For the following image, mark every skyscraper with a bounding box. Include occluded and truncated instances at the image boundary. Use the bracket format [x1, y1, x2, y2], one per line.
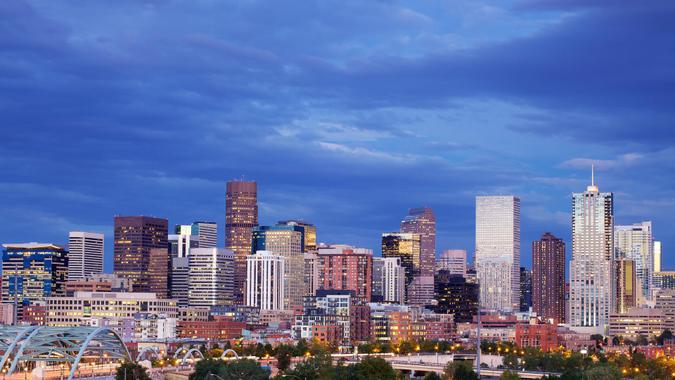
[532, 233, 565, 323]
[615, 221, 654, 301]
[113, 216, 168, 293]
[192, 221, 217, 248]
[304, 253, 320, 297]
[569, 171, 613, 333]
[434, 270, 479, 323]
[381, 232, 421, 301]
[437, 249, 467, 276]
[520, 267, 532, 312]
[317, 244, 373, 302]
[148, 247, 169, 298]
[382, 257, 405, 304]
[400, 208, 436, 278]
[246, 251, 285, 311]
[67, 231, 104, 280]
[475, 195, 521, 312]
[615, 258, 637, 313]
[278, 220, 317, 252]
[654, 241, 662, 273]
[188, 248, 234, 307]
[168, 229, 199, 259]
[252, 224, 304, 309]
[225, 180, 258, 304]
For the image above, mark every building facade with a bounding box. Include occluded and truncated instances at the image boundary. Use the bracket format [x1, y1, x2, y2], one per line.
[246, 251, 285, 311]
[520, 267, 533, 312]
[225, 180, 258, 304]
[188, 248, 235, 307]
[608, 308, 664, 340]
[615, 258, 637, 314]
[434, 270, 479, 323]
[400, 208, 436, 278]
[317, 244, 372, 302]
[475, 195, 521, 312]
[382, 232, 421, 302]
[67, 232, 104, 280]
[614, 221, 654, 302]
[278, 220, 317, 252]
[436, 249, 467, 276]
[532, 233, 566, 323]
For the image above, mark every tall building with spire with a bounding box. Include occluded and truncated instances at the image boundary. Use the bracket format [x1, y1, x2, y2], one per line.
[475, 195, 521, 312]
[569, 167, 614, 333]
[225, 180, 258, 304]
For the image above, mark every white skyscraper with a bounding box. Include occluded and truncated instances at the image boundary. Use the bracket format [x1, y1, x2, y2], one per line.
[169, 232, 198, 259]
[67, 232, 104, 280]
[382, 257, 405, 304]
[654, 241, 662, 273]
[437, 249, 467, 276]
[475, 196, 521, 312]
[246, 251, 285, 311]
[615, 221, 654, 301]
[570, 170, 613, 333]
[193, 221, 217, 248]
[187, 248, 234, 307]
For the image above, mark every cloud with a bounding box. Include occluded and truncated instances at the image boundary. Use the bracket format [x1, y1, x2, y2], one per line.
[560, 153, 644, 170]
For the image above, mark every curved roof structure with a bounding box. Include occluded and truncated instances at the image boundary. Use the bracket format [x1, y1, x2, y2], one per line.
[0, 326, 131, 380]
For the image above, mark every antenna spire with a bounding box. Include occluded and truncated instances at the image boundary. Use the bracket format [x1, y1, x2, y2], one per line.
[591, 164, 595, 186]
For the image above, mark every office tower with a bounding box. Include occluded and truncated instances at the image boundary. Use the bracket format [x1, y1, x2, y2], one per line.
[317, 244, 373, 302]
[434, 270, 479, 323]
[278, 220, 317, 252]
[532, 233, 565, 323]
[654, 241, 662, 273]
[400, 207, 436, 277]
[615, 258, 637, 313]
[2, 243, 68, 320]
[67, 231, 104, 280]
[520, 267, 532, 312]
[188, 248, 235, 307]
[569, 171, 613, 333]
[252, 224, 304, 309]
[171, 257, 189, 307]
[654, 271, 675, 292]
[193, 221, 217, 248]
[407, 276, 435, 306]
[246, 251, 285, 311]
[113, 216, 168, 292]
[382, 232, 421, 300]
[148, 248, 169, 298]
[437, 249, 467, 276]
[382, 257, 406, 304]
[225, 180, 258, 304]
[475, 195, 521, 312]
[655, 290, 675, 332]
[304, 253, 321, 297]
[615, 221, 654, 301]
[168, 231, 199, 259]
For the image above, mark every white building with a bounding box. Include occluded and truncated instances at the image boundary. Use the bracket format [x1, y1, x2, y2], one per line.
[304, 253, 320, 297]
[615, 221, 653, 302]
[654, 241, 662, 273]
[171, 256, 189, 307]
[383, 257, 405, 304]
[569, 171, 613, 334]
[437, 249, 467, 276]
[188, 248, 234, 307]
[67, 232, 104, 280]
[192, 221, 217, 249]
[475, 195, 521, 312]
[246, 251, 285, 311]
[169, 231, 199, 259]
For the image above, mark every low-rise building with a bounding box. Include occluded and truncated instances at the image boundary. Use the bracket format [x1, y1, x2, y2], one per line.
[177, 316, 245, 340]
[515, 320, 559, 351]
[609, 308, 664, 340]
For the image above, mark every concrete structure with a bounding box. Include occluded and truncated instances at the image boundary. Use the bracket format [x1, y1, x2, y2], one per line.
[655, 290, 675, 331]
[113, 216, 168, 293]
[434, 270, 479, 323]
[615, 221, 654, 301]
[88, 274, 133, 292]
[192, 221, 217, 248]
[382, 257, 405, 304]
[654, 271, 675, 291]
[2, 243, 68, 320]
[569, 171, 613, 334]
[654, 241, 662, 273]
[170, 256, 189, 307]
[278, 220, 317, 252]
[436, 249, 466, 276]
[304, 253, 320, 297]
[382, 232, 421, 301]
[532, 233, 565, 323]
[188, 248, 235, 307]
[609, 307, 664, 340]
[225, 180, 258, 304]
[317, 244, 373, 302]
[65, 278, 112, 294]
[246, 251, 285, 310]
[475, 195, 521, 312]
[168, 230, 199, 259]
[67, 232, 104, 280]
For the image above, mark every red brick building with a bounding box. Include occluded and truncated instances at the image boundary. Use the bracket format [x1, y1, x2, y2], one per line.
[515, 321, 559, 351]
[317, 245, 372, 302]
[23, 304, 46, 325]
[350, 304, 371, 343]
[177, 317, 245, 340]
[312, 324, 343, 346]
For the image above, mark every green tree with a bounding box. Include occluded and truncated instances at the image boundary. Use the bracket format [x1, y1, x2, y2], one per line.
[190, 358, 225, 380]
[657, 329, 673, 345]
[275, 345, 294, 371]
[219, 359, 270, 380]
[443, 361, 478, 380]
[116, 362, 150, 380]
[500, 370, 521, 380]
[353, 357, 396, 380]
[581, 364, 621, 380]
[423, 372, 442, 380]
[560, 370, 582, 380]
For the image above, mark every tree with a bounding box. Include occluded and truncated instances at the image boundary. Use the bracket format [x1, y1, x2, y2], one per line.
[220, 359, 270, 380]
[275, 345, 293, 371]
[500, 370, 521, 380]
[423, 373, 442, 380]
[116, 362, 150, 380]
[190, 359, 225, 380]
[443, 361, 478, 380]
[354, 357, 397, 380]
[657, 329, 673, 345]
[581, 364, 621, 380]
[636, 335, 649, 346]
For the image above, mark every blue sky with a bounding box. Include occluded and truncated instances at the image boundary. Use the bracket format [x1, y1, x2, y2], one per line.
[1, 0, 674, 272]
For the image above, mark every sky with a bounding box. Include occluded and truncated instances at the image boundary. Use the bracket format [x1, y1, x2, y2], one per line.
[1, 0, 674, 273]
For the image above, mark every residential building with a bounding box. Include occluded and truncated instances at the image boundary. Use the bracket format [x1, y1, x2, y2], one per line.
[246, 251, 285, 311]
[381, 232, 421, 300]
[317, 244, 372, 302]
[67, 232, 104, 280]
[293, 290, 353, 346]
[382, 257, 405, 304]
[615, 221, 654, 301]
[188, 248, 235, 307]
[2, 243, 68, 320]
[608, 308, 664, 340]
[407, 275, 435, 307]
[569, 172, 613, 334]
[532, 233, 565, 323]
[371, 258, 384, 302]
[475, 195, 521, 312]
[225, 180, 258, 304]
[113, 216, 168, 293]
[434, 270, 479, 323]
[520, 267, 532, 312]
[304, 253, 320, 297]
[437, 249, 467, 276]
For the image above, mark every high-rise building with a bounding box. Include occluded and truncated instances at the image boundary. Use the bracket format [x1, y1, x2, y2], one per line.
[654, 241, 662, 273]
[382, 257, 405, 304]
[278, 220, 317, 252]
[520, 267, 532, 312]
[436, 249, 467, 276]
[192, 221, 217, 248]
[246, 251, 285, 311]
[304, 253, 321, 297]
[434, 270, 479, 323]
[169, 228, 199, 259]
[532, 233, 565, 323]
[188, 248, 235, 307]
[654, 271, 675, 291]
[615, 221, 654, 301]
[317, 244, 372, 302]
[2, 243, 68, 320]
[371, 258, 385, 302]
[569, 171, 613, 333]
[67, 232, 104, 280]
[615, 258, 637, 314]
[400, 208, 436, 278]
[148, 248, 169, 298]
[225, 180, 258, 304]
[170, 257, 189, 307]
[475, 195, 521, 312]
[382, 232, 421, 301]
[113, 216, 168, 293]
[252, 224, 304, 309]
